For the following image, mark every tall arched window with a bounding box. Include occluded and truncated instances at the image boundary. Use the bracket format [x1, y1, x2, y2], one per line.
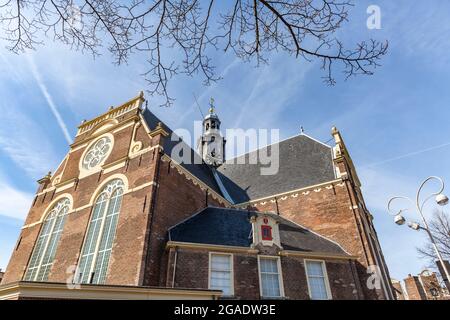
[24, 198, 70, 282]
[76, 179, 124, 284]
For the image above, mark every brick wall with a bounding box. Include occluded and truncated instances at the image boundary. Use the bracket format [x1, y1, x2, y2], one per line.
[2, 113, 157, 286]
[244, 179, 386, 299]
[404, 275, 427, 300]
[168, 247, 361, 300]
[143, 157, 225, 286]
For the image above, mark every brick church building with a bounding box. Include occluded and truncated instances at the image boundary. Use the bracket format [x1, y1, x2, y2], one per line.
[0, 93, 394, 300]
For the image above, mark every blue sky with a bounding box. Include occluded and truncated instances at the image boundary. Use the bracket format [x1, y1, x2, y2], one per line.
[1, 1, 450, 282]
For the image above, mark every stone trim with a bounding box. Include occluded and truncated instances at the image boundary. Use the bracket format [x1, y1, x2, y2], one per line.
[0, 281, 221, 300]
[166, 241, 259, 254]
[22, 180, 157, 230]
[236, 179, 344, 207]
[279, 250, 358, 261]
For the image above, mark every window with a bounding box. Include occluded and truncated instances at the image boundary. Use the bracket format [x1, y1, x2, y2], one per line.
[209, 253, 233, 296]
[305, 260, 331, 300]
[82, 136, 112, 170]
[76, 179, 124, 284]
[261, 225, 272, 241]
[258, 257, 283, 298]
[24, 198, 70, 282]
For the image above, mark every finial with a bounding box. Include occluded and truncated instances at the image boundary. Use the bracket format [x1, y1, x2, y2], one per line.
[109, 106, 114, 110]
[209, 97, 215, 114]
[300, 126, 304, 134]
[46, 171, 52, 178]
[331, 126, 338, 134]
[139, 90, 144, 98]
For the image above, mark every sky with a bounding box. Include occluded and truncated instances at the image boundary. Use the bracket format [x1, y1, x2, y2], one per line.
[1, 1, 450, 283]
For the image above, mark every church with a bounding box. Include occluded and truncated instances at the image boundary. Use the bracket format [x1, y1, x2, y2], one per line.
[0, 92, 394, 300]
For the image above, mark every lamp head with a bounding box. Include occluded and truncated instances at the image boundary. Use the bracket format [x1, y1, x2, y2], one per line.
[407, 221, 421, 231]
[394, 213, 406, 225]
[436, 194, 449, 206]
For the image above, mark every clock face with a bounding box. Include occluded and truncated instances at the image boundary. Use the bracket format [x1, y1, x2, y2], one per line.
[82, 137, 112, 170]
[204, 138, 223, 165]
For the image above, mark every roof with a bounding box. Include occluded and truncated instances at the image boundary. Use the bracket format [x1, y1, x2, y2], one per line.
[142, 108, 336, 205]
[141, 108, 222, 195]
[169, 207, 348, 255]
[216, 134, 336, 203]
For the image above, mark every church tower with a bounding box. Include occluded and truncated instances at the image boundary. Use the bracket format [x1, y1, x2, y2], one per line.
[198, 98, 225, 166]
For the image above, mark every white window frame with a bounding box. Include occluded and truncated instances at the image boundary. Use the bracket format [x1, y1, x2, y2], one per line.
[304, 259, 332, 300]
[257, 255, 285, 299]
[78, 133, 114, 178]
[76, 179, 124, 284]
[208, 252, 234, 297]
[24, 197, 70, 282]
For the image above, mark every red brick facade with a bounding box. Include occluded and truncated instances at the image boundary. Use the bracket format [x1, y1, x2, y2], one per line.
[1, 94, 393, 300]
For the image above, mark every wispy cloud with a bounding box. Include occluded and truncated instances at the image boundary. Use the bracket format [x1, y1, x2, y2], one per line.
[0, 179, 33, 221]
[0, 103, 57, 178]
[362, 141, 450, 169]
[26, 54, 72, 144]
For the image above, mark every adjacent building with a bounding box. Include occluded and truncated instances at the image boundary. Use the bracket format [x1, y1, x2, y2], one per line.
[392, 270, 449, 300]
[0, 93, 393, 299]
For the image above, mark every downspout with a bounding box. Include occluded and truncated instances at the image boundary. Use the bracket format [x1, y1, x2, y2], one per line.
[172, 247, 178, 288]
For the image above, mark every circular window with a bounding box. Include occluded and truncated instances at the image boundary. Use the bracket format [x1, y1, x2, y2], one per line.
[82, 137, 112, 170]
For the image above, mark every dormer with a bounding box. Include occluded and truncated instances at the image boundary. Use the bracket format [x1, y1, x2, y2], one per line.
[251, 214, 281, 248]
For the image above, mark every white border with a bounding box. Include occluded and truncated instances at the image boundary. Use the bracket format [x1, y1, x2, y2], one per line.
[78, 133, 115, 179]
[304, 259, 332, 300]
[208, 252, 234, 297]
[257, 255, 285, 299]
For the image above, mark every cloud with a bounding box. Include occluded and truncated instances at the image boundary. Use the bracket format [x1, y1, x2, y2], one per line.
[361, 141, 450, 169]
[0, 179, 33, 221]
[358, 166, 433, 280]
[0, 103, 58, 178]
[26, 54, 72, 144]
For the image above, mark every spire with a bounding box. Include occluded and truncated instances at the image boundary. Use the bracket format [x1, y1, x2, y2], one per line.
[209, 97, 215, 114]
[198, 97, 225, 166]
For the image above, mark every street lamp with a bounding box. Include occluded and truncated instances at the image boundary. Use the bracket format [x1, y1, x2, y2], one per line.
[387, 176, 450, 285]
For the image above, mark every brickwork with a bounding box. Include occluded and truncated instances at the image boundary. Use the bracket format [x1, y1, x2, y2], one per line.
[2, 111, 157, 286]
[169, 248, 361, 300]
[404, 275, 427, 300]
[1, 95, 393, 300]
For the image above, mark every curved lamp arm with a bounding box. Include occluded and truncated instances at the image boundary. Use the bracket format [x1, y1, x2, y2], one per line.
[416, 176, 445, 213]
[387, 196, 414, 216]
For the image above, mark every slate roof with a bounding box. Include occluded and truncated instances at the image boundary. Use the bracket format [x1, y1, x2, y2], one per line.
[216, 135, 336, 203]
[169, 207, 348, 255]
[142, 108, 336, 204]
[141, 108, 222, 194]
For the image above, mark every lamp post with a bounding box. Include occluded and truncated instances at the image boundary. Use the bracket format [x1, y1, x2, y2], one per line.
[387, 176, 450, 285]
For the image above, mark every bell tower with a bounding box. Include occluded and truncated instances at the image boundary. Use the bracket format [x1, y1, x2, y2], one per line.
[198, 98, 225, 166]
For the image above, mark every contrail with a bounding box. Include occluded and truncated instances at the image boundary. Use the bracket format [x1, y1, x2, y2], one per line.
[362, 142, 450, 168]
[26, 55, 72, 144]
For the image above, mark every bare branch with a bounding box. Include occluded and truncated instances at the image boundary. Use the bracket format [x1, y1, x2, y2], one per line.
[0, 0, 388, 106]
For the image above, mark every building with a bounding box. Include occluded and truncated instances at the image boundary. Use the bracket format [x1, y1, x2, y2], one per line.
[395, 270, 450, 300]
[0, 93, 393, 300]
[391, 279, 405, 300]
[0, 269, 4, 284]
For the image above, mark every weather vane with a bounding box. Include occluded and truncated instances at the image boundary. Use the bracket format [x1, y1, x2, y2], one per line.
[209, 97, 215, 113]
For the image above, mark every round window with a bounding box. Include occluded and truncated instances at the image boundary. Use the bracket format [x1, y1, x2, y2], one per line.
[82, 137, 112, 170]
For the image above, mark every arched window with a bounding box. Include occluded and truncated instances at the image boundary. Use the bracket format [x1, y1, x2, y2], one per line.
[76, 179, 124, 284]
[24, 198, 70, 282]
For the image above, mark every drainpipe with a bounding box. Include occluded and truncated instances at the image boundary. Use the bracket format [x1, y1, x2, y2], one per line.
[172, 247, 178, 288]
